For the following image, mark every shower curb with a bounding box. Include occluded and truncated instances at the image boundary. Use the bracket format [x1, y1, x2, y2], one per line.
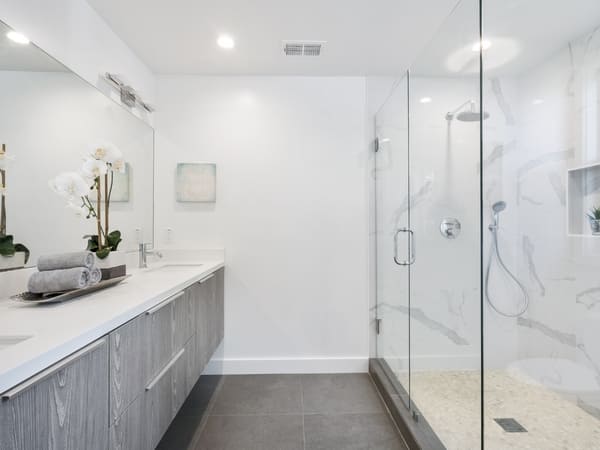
[369, 358, 445, 450]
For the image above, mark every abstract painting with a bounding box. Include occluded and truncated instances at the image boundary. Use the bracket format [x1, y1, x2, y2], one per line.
[176, 163, 216, 202]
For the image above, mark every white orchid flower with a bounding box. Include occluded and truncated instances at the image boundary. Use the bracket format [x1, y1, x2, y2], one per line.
[81, 157, 108, 180]
[90, 142, 122, 163]
[112, 158, 126, 173]
[49, 172, 90, 200]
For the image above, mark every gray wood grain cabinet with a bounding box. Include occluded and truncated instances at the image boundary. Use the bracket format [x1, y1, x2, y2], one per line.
[110, 267, 224, 450]
[0, 338, 109, 450]
[0, 267, 224, 450]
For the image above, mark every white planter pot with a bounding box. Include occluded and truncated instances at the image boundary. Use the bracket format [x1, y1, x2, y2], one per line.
[0, 252, 26, 271]
[94, 251, 127, 269]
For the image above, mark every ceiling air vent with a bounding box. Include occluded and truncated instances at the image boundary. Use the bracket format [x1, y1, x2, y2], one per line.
[283, 41, 325, 56]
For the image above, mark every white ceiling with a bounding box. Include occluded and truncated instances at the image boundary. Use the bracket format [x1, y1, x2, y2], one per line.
[86, 0, 457, 75]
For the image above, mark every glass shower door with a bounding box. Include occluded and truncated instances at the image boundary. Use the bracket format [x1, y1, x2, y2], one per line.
[407, 0, 483, 447]
[375, 75, 411, 404]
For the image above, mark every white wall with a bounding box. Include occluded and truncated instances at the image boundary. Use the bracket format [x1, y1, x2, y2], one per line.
[0, 0, 156, 120]
[155, 76, 369, 373]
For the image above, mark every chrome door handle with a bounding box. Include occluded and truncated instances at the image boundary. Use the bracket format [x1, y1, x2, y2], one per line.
[394, 228, 415, 266]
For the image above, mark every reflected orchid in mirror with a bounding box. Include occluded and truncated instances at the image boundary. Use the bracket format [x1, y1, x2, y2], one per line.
[50, 142, 125, 259]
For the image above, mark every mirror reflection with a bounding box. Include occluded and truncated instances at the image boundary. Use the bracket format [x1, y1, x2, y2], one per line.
[0, 21, 153, 270]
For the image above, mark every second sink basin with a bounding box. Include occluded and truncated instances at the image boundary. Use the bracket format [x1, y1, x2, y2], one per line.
[0, 335, 33, 351]
[147, 263, 204, 272]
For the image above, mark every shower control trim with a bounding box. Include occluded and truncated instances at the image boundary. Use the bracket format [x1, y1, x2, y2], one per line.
[394, 228, 415, 266]
[440, 218, 462, 239]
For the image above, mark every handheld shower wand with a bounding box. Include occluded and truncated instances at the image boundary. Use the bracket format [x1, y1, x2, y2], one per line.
[485, 201, 529, 318]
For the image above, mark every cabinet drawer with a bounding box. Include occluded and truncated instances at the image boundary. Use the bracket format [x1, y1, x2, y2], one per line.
[173, 287, 195, 352]
[109, 314, 150, 423]
[145, 339, 191, 449]
[0, 339, 109, 450]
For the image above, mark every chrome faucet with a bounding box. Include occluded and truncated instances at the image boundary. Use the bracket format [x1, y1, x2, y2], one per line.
[139, 243, 163, 268]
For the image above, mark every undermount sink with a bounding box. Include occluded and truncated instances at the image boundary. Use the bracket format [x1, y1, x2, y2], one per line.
[147, 263, 204, 272]
[0, 335, 32, 351]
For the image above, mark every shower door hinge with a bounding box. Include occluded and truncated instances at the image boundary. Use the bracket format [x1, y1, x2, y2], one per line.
[375, 318, 382, 334]
[374, 137, 380, 152]
[412, 410, 420, 422]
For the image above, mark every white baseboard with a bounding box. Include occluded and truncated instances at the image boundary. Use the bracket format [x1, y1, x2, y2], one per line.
[203, 356, 369, 375]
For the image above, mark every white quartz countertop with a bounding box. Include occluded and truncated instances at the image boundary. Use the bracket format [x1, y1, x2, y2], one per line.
[0, 257, 224, 394]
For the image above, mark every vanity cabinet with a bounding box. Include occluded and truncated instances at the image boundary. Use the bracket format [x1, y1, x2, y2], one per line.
[0, 338, 109, 450]
[0, 267, 224, 450]
[109, 267, 225, 450]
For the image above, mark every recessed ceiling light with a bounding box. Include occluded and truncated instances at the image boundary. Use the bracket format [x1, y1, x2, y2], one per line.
[217, 34, 235, 49]
[6, 31, 29, 45]
[472, 39, 491, 52]
[420, 97, 432, 104]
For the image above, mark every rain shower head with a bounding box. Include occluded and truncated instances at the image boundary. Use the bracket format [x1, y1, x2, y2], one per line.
[456, 110, 490, 122]
[446, 100, 490, 122]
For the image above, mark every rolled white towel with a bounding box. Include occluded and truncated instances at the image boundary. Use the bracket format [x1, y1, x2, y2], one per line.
[89, 267, 102, 285]
[28, 267, 91, 294]
[37, 251, 95, 272]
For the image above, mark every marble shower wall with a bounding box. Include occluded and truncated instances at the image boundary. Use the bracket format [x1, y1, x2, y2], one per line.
[483, 25, 600, 412]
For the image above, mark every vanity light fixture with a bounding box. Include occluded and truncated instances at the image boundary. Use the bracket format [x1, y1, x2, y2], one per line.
[217, 34, 235, 49]
[104, 73, 154, 113]
[6, 31, 29, 45]
[420, 97, 432, 104]
[472, 39, 491, 52]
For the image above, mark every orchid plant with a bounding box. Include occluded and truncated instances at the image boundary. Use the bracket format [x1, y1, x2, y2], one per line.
[0, 143, 29, 263]
[50, 143, 125, 259]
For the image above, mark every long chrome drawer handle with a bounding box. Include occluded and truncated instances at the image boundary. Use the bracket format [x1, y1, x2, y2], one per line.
[145, 348, 185, 392]
[146, 291, 184, 315]
[197, 273, 215, 284]
[1, 338, 107, 401]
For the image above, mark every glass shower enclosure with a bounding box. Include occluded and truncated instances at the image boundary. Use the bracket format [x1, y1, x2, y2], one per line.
[373, 0, 600, 448]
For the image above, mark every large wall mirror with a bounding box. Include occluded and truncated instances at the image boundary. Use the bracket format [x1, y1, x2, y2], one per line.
[0, 20, 154, 269]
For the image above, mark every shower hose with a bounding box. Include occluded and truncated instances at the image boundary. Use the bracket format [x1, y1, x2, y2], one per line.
[485, 224, 529, 318]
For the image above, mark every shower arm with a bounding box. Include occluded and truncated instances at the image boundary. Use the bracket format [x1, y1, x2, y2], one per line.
[446, 100, 476, 120]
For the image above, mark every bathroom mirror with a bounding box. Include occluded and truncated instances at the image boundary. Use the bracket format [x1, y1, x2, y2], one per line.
[0, 20, 154, 268]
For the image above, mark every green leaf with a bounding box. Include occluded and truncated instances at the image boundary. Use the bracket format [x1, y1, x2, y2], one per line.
[13, 243, 30, 264]
[0, 235, 16, 257]
[85, 235, 99, 252]
[96, 248, 111, 259]
[106, 230, 122, 251]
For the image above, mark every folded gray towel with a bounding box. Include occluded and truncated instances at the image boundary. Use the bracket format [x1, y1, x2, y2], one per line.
[89, 267, 102, 285]
[28, 267, 91, 294]
[37, 251, 95, 272]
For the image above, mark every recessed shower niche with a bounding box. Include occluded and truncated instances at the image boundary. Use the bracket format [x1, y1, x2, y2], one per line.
[567, 162, 600, 236]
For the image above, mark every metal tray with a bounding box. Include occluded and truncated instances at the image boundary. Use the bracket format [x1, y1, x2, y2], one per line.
[11, 275, 131, 305]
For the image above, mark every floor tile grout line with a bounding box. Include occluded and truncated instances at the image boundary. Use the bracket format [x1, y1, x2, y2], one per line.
[300, 375, 306, 450]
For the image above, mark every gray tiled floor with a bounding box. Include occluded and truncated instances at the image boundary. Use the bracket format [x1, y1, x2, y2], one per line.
[193, 373, 407, 450]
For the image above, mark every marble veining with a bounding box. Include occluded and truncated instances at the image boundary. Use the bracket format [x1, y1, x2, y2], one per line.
[490, 78, 515, 125]
[520, 195, 543, 206]
[390, 303, 469, 346]
[393, 175, 433, 225]
[576, 286, 600, 310]
[522, 236, 546, 296]
[516, 148, 574, 203]
[547, 171, 566, 205]
[517, 317, 576, 347]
